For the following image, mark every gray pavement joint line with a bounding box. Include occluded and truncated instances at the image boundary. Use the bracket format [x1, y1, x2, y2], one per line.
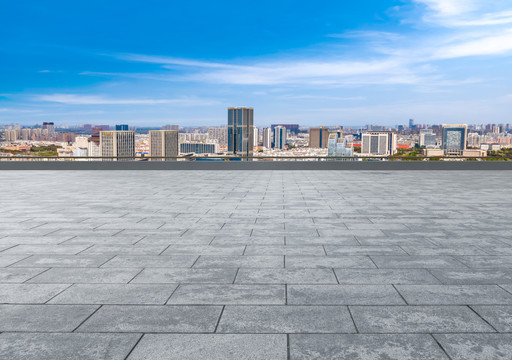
[392, 284, 409, 305]
[164, 284, 182, 305]
[112, 229, 125, 236]
[75, 244, 96, 255]
[213, 305, 226, 333]
[43, 283, 74, 304]
[29, 222, 48, 230]
[242, 245, 248, 256]
[467, 305, 499, 333]
[127, 268, 146, 284]
[5, 255, 33, 268]
[285, 284, 288, 305]
[132, 235, 147, 245]
[353, 235, 362, 246]
[158, 243, 173, 256]
[122, 333, 145, 360]
[189, 255, 201, 268]
[331, 269, 341, 285]
[287, 333, 291, 360]
[322, 245, 328, 256]
[346, 306, 360, 334]
[425, 268, 447, 284]
[498, 284, 512, 297]
[232, 268, 240, 284]
[367, 255, 380, 269]
[22, 267, 52, 283]
[98, 255, 119, 268]
[71, 304, 102, 332]
[0, 244, 18, 253]
[58, 235, 78, 245]
[430, 334, 455, 360]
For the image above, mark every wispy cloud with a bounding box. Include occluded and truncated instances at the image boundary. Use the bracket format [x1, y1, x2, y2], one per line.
[35, 94, 218, 106]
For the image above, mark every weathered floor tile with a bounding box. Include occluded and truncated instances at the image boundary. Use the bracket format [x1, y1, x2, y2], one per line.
[434, 334, 512, 360]
[334, 268, 441, 284]
[0, 283, 69, 303]
[78, 305, 222, 332]
[168, 284, 285, 305]
[324, 245, 407, 256]
[193, 256, 284, 268]
[396, 285, 512, 305]
[0, 304, 98, 332]
[49, 284, 178, 304]
[0, 332, 140, 360]
[28, 268, 141, 284]
[472, 305, 512, 331]
[101, 255, 198, 268]
[12, 255, 113, 268]
[126, 334, 287, 360]
[132, 268, 237, 284]
[350, 305, 495, 333]
[287, 285, 405, 305]
[235, 268, 337, 284]
[0, 267, 48, 283]
[0, 254, 31, 267]
[244, 245, 325, 256]
[1, 244, 90, 255]
[161, 245, 245, 255]
[285, 256, 376, 269]
[290, 334, 449, 360]
[217, 305, 356, 333]
[429, 269, 512, 284]
[371, 255, 465, 268]
[454, 256, 512, 268]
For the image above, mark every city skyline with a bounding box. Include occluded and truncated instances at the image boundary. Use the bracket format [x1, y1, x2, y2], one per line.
[2, 1, 512, 126]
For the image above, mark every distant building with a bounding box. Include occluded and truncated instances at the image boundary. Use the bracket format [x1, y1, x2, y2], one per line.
[87, 135, 100, 158]
[409, 119, 415, 129]
[42, 122, 55, 137]
[262, 127, 272, 149]
[162, 125, 180, 131]
[271, 124, 299, 135]
[180, 143, 218, 154]
[328, 132, 353, 158]
[468, 133, 481, 148]
[419, 129, 437, 147]
[149, 130, 178, 160]
[253, 126, 259, 147]
[228, 107, 254, 157]
[361, 131, 397, 156]
[442, 124, 467, 155]
[100, 131, 135, 161]
[207, 127, 227, 145]
[115, 124, 129, 131]
[273, 126, 287, 149]
[309, 127, 329, 148]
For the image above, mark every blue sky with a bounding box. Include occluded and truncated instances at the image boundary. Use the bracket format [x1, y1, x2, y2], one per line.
[1, 0, 511, 126]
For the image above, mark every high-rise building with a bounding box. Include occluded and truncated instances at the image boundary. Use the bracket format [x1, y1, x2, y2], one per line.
[180, 143, 218, 154]
[100, 131, 135, 161]
[228, 107, 254, 157]
[468, 133, 481, 148]
[87, 135, 100, 159]
[207, 127, 227, 145]
[409, 119, 415, 129]
[162, 125, 180, 131]
[419, 129, 437, 147]
[271, 124, 299, 135]
[21, 128, 32, 140]
[253, 126, 259, 147]
[442, 124, 467, 154]
[149, 130, 178, 161]
[309, 127, 329, 148]
[262, 127, 272, 149]
[361, 131, 397, 156]
[42, 122, 55, 138]
[273, 126, 287, 149]
[115, 124, 129, 131]
[328, 132, 353, 158]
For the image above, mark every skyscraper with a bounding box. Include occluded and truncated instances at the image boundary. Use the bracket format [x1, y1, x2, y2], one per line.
[262, 127, 272, 149]
[228, 107, 254, 157]
[361, 131, 397, 156]
[273, 126, 287, 149]
[253, 126, 259, 147]
[442, 124, 467, 154]
[309, 127, 329, 148]
[42, 122, 55, 138]
[149, 130, 178, 161]
[100, 131, 135, 161]
[419, 129, 437, 147]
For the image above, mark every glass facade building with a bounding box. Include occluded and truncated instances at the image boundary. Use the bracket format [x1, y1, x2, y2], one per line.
[227, 107, 254, 157]
[442, 125, 467, 151]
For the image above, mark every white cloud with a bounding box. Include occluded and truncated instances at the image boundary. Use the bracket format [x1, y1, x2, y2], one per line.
[35, 94, 218, 106]
[433, 30, 512, 58]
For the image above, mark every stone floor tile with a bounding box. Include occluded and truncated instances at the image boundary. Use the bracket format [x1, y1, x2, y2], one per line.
[434, 334, 512, 360]
[0, 332, 140, 360]
[78, 305, 222, 332]
[429, 269, 512, 284]
[334, 268, 441, 284]
[101, 255, 198, 268]
[0, 267, 48, 283]
[28, 268, 141, 284]
[11, 255, 113, 268]
[290, 334, 449, 360]
[288, 285, 405, 305]
[0, 283, 70, 303]
[131, 268, 237, 284]
[193, 256, 284, 268]
[472, 305, 512, 332]
[217, 305, 356, 333]
[396, 285, 512, 305]
[371, 255, 465, 268]
[126, 334, 287, 360]
[285, 256, 376, 269]
[350, 305, 495, 333]
[235, 268, 338, 284]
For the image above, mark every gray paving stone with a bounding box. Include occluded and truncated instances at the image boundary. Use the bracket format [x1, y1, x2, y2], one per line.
[81, 244, 168, 255]
[429, 269, 512, 284]
[0, 304, 98, 331]
[288, 285, 405, 305]
[0, 267, 48, 283]
[168, 284, 285, 305]
[49, 284, 178, 304]
[11, 255, 113, 268]
[434, 334, 512, 360]
[285, 256, 376, 269]
[455, 256, 512, 268]
[324, 245, 407, 256]
[132, 268, 237, 284]
[396, 285, 512, 305]
[1, 244, 91, 255]
[193, 255, 284, 268]
[350, 305, 495, 333]
[101, 255, 198, 268]
[126, 334, 287, 360]
[161, 245, 245, 255]
[0, 254, 29, 267]
[334, 268, 441, 284]
[371, 255, 465, 268]
[235, 268, 338, 284]
[29, 268, 141, 284]
[472, 305, 512, 331]
[244, 245, 325, 256]
[290, 334, 449, 359]
[0, 283, 70, 303]
[78, 305, 222, 332]
[217, 305, 356, 333]
[0, 332, 140, 360]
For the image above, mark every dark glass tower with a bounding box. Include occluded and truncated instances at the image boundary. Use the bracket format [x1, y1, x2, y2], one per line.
[227, 107, 254, 157]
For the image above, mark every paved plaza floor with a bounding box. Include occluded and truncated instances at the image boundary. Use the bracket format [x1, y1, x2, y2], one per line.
[1, 170, 512, 359]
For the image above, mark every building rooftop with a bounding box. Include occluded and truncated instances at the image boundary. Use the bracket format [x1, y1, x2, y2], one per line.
[1, 170, 512, 359]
